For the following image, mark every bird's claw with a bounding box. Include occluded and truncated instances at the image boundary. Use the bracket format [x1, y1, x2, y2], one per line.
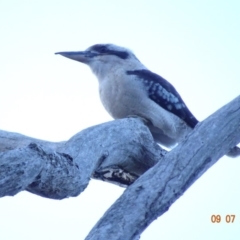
[126, 115, 149, 125]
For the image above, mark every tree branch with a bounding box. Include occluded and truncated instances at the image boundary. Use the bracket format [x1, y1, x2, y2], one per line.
[0, 96, 239, 240]
[0, 118, 165, 198]
[85, 95, 240, 240]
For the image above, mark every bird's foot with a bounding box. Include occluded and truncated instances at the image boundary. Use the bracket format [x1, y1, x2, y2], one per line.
[126, 115, 149, 125]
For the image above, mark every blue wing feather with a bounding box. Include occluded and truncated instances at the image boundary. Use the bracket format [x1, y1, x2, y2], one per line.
[126, 69, 198, 128]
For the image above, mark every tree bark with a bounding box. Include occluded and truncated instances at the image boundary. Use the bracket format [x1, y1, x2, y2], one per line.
[0, 96, 239, 240]
[85, 95, 240, 240]
[0, 118, 165, 199]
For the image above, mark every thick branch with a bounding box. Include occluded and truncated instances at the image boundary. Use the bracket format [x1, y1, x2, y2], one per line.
[0, 118, 165, 198]
[85, 96, 240, 240]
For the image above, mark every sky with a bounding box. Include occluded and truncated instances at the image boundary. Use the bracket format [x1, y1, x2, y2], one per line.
[0, 0, 240, 239]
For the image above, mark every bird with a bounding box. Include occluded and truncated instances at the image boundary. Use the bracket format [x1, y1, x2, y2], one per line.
[55, 44, 199, 148]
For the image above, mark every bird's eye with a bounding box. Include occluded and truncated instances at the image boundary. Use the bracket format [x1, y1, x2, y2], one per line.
[90, 44, 108, 54]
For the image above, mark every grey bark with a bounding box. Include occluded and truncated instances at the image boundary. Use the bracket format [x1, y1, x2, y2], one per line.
[0, 96, 239, 240]
[0, 118, 165, 199]
[85, 95, 240, 240]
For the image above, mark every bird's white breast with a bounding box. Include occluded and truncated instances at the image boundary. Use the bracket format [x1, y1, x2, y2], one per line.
[98, 69, 147, 119]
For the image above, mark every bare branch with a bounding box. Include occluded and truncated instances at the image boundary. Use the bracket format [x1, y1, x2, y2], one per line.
[85, 96, 240, 240]
[0, 118, 165, 198]
[1, 95, 239, 239]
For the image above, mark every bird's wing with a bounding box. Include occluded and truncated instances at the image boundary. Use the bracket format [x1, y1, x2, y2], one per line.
[126, 69, 198, 128]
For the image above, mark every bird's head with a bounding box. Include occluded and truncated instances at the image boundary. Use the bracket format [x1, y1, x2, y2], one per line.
[55, 44, 144, 77]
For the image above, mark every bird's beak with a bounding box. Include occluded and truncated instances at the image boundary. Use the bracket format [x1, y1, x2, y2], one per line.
[55, 51, 97, 63]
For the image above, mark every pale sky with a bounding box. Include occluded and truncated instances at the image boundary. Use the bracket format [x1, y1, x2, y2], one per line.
[0, 1, 240, 239]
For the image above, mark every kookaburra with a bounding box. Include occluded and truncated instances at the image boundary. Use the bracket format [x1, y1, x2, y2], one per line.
[56, 44, 198, 148]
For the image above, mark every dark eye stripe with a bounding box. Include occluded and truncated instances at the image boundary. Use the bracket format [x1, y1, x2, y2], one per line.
[90, 44, 129, 59]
